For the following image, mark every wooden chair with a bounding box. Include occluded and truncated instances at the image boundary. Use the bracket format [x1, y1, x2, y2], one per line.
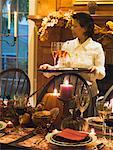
[97, 85, 113, 102]
[37, 72, 92, 121]
[0, 68, 31, 100]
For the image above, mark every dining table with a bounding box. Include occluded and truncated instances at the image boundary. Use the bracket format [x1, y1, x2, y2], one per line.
[0, 117, 113, 150]
[0, 68, 112, 149]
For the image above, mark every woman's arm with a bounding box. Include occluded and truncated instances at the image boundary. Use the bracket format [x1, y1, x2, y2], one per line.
[89, 44, 105, 81]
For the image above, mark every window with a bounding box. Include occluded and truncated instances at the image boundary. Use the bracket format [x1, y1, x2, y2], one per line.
[0, 0, 29, 73]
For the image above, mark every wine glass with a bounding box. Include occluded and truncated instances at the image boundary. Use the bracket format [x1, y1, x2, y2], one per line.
[96, 99, 112, 138]
[105, 117, 113, 147]
[14, 95, 28, 116]
[75, 87, 90, 118]
[51, 42, 63, 67]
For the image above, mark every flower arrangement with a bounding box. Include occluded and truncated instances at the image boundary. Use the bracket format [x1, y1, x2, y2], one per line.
[38, 10, 73, 41]
[94, 21, 113, 46]
[94, 21, 113, 35]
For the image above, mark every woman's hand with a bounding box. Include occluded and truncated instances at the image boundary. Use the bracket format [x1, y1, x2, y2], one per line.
[39, 64, 53, 70]
[88, 66, 97, 73]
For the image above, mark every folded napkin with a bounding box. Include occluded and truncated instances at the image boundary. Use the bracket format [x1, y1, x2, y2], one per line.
[56, 128, 88, 141]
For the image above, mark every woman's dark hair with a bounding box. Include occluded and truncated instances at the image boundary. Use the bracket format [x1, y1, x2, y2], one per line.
[71, 12, 94, 38]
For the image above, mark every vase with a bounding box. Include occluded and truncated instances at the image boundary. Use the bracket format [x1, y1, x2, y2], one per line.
[87, 1, 97, 14]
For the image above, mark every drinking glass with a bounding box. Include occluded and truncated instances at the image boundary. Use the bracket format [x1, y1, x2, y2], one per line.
[14, 95, 28, 116]
[96, 100, 112, 138]
[105, 118, 113, 147]
[51, 42, 63, 66]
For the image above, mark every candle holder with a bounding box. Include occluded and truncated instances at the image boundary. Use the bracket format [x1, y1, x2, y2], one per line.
[0, 36, 17, 47]
[58, 96, 75, 118]
[8, 29, 10, 35]
[0, 6, 18, 47]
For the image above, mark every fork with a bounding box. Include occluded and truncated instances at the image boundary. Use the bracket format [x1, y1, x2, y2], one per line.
[34, 137, 46, 145]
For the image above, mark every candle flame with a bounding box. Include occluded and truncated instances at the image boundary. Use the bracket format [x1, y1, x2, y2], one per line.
[64, 80, 69, 85]
[53, 88, 60, 96]
[54, 88, 58, 94]
[90, 128, 96, 135]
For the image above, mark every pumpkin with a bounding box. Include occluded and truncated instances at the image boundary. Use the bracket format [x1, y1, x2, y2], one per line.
[42, 93, 64, 127]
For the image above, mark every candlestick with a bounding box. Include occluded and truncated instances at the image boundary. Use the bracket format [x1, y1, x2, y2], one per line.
[8, 4, 11, 31]
[14, 11, 17, 38]
[60, 80, 74, 100]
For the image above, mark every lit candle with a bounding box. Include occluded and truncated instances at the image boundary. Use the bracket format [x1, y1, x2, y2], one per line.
[53, 88, 59, 96]
[60, 80, 73, 100]
[8, 4, 11, 31]
[14, 11, 17, 37]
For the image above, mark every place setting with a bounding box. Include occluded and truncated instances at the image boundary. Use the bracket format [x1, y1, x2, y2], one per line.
[45, 128, 97, 148]
[40, 81, 97, 149]
[87, 98, 113, 130]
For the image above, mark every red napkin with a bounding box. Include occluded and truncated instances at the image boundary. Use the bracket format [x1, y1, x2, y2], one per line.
[56, 128, 88, 141]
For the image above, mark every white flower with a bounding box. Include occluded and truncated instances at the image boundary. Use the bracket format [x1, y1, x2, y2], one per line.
[106, 21, 113, 30]
[38, 10, 73, 41]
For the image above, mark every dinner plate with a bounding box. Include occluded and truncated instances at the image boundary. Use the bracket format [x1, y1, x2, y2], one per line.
[45, 131, 97, 147]
[87, 117, 103, 129]
[0, 121, 7, 130]
[87, 117, 113, 129]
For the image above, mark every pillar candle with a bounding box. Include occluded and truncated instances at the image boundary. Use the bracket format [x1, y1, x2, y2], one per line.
[60, 81, 73, 100]
[8, 4, 11, 30]
[14, 11, 17, 37]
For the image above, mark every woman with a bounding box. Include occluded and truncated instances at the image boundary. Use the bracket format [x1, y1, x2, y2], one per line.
[40, 12, 105, 117]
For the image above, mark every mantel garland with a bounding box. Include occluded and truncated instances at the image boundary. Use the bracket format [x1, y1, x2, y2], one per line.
[38, 10, 113, 45]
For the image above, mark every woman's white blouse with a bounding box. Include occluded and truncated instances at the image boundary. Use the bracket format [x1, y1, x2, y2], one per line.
[59, 37, 106, 96]
[60, 37, 105, 80]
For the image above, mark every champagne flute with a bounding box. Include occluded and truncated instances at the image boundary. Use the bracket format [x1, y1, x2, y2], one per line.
[75, 87, 90, 118]
[51, 42, 58, 67]
[51, 42, 63, 67]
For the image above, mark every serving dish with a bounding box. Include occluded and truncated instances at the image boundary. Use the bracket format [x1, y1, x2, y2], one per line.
[0, 121, 7, 131]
